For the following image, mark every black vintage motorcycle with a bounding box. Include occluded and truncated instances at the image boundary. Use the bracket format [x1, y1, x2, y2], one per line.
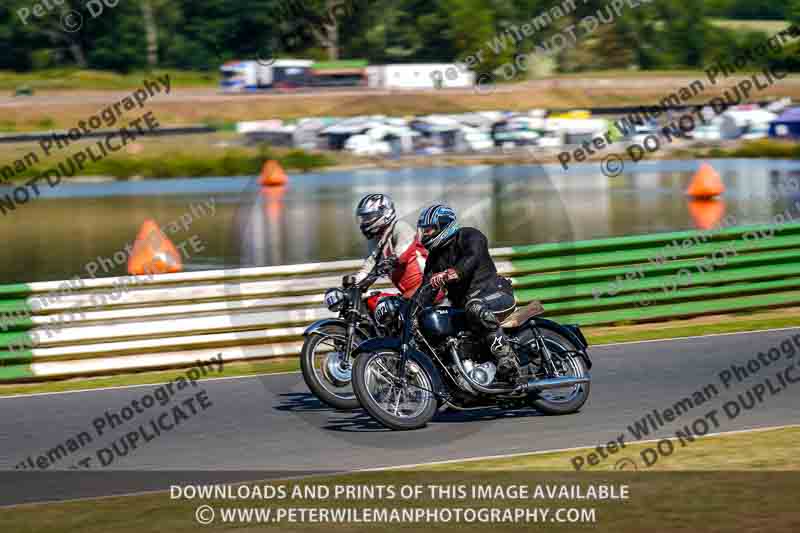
[350, 283, 592, 430]
[300, 258, 402, 410]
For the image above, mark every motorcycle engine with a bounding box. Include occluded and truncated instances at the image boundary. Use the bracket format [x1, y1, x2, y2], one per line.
[449, 335, 498, 390]
[463, 360, 497, 387]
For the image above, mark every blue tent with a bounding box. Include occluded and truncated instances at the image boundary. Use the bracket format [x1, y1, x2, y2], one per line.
[769, 107, 800, 139]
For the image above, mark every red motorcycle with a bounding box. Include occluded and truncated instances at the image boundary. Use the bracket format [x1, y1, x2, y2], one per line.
[300, 259, 404, 410]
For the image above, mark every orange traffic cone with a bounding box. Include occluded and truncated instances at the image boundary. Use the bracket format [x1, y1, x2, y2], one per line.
[259, 160, 288, 187]
[688, 199, 725, 230]
[127, 219, 183, 275]
[686, 163, 725, 199]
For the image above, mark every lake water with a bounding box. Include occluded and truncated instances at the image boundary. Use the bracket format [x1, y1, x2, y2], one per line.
[2, 158, 799, 284]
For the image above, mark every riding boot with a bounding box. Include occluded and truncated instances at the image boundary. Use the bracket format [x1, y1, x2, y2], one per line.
[487, 330, 520, 382]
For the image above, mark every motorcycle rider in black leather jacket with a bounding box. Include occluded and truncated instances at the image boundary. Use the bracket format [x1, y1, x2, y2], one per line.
[417, 204, 521, 382]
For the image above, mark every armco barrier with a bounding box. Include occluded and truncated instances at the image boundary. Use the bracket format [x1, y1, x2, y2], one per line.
[2, 222, 800, 383]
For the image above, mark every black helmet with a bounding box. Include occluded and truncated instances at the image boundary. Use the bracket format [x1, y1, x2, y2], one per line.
[417, 204, 459, 250]
[356, 194, 396, 238]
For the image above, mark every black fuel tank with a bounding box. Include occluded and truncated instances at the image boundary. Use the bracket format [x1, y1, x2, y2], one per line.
[418, 307, 468, 340]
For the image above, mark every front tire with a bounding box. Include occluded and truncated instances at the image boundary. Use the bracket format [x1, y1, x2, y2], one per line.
[300, 324, 362, 410]
[352, 349, 440, 430]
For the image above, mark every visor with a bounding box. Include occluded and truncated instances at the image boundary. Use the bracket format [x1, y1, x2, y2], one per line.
[417, 226, 439, 241]
[358, 213, 382, 226]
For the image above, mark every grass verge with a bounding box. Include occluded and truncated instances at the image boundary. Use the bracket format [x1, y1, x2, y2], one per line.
[0, 133, 339, 179]
[426, 425, 800, 472]
[692, 139, 800, 160]
[2, 307, 799, 398]
[0, 69, 219, 92]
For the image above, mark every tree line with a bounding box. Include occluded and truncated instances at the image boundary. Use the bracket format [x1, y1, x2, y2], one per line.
[1, 0, 798, 74]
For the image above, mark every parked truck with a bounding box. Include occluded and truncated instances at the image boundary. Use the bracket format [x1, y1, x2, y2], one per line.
[366, 64, 475, 90]
[220, 59, 313, 92]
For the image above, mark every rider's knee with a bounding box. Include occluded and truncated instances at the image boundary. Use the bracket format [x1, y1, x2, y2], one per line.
[466, 298, 500, 331]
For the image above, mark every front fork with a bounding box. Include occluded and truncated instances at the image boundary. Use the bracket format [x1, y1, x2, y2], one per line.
[395, 342, 411, 384]
[342, 319, 358, 369]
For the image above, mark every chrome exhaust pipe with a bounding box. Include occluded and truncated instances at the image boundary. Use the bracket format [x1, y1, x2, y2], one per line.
[527, 375, 590, 391]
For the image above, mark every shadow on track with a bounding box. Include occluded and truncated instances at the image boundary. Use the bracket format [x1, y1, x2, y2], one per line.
[273, 392, 350, 413]
[434, 406, 545, 423]
[324, 410, 388, 432]
[322, 405, 547, 433]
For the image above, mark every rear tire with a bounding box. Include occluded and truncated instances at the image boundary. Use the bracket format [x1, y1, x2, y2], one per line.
[522, 328, 591, 415]
[300, 324, 362, 410]
[352, 349, 440, 430]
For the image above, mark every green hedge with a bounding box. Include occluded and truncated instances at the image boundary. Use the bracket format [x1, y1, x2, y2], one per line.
[705, 139, 800, 159]
[9, 146, 336, 181]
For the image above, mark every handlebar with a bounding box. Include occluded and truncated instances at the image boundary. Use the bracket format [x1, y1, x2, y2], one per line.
[353, 256, 398, 290]
[414, 282, 435, 302]
[406, 282, 436, 315]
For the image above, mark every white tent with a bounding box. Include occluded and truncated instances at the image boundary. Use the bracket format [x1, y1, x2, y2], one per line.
[720, 108, 777, 139]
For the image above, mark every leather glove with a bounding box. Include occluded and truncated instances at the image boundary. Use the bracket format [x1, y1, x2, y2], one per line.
[430, 268, 459, 289]
[342, 274, 357, 287]
[377, 255, 399, 276]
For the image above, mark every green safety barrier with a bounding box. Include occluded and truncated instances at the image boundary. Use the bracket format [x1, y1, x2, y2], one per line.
[1, 222, 800, 383]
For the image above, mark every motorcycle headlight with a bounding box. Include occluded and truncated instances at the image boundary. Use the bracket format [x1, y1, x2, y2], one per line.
[324, 288, 346, 312]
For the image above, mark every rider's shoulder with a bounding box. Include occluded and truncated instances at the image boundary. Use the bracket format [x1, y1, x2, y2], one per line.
[456, 227, 487, 240]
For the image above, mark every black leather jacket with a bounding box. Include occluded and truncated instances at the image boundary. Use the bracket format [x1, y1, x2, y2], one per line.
[421, 227, 506, 308]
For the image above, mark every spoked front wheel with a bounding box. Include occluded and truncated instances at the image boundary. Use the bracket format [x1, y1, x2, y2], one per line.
[300, 324, 363, 410]
[352, 350, 440, 430]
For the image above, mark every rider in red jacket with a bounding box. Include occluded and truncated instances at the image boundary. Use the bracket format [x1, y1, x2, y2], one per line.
[346, 194, 429, 322]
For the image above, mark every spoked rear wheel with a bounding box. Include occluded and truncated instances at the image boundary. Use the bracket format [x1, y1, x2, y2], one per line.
[300, 324, 363, 410]
[352, 350, 440, 430]
[519, 328, 590, 415]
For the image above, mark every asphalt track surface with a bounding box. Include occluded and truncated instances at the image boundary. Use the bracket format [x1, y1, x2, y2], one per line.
[1, 328, 799, 506]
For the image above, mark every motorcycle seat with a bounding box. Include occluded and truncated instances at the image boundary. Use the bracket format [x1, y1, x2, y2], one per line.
[501, 300, 545, 328]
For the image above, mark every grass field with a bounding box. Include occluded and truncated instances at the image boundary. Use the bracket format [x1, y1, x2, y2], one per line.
[0, 69, 218, 92]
